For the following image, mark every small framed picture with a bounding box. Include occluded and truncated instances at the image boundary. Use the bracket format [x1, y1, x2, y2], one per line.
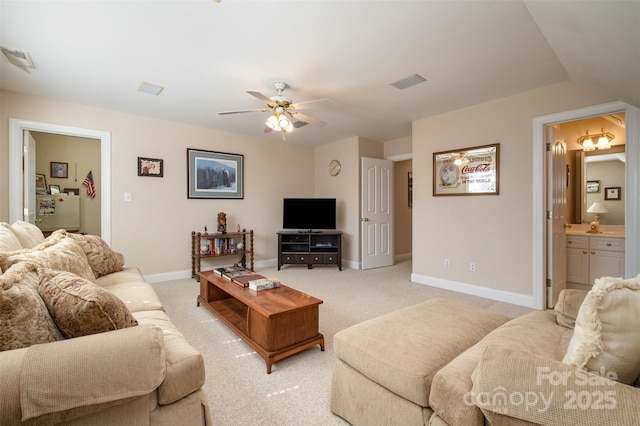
[63, 188, 79, 195]
[604, 186, 621, 200]
[49, 184, 61, 194]
[35, 173, 47, 194]
[50, 162, 68, 178]
[586, 180, 600, 193]
[138, 157, 164, 177]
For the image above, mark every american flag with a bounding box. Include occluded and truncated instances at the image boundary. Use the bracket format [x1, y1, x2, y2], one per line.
[83, 171, 96, 199]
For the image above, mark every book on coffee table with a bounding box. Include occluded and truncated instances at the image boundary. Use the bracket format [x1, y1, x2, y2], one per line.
[231, 272, 266, 287]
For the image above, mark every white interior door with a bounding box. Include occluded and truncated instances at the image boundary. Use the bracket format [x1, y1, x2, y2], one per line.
[23, 130, 36, 223]
[361, 157, 393, 270]
[547, 126, 567, 307]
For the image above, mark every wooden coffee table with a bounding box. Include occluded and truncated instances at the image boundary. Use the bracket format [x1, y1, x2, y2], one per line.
[197, 271, 324, 373]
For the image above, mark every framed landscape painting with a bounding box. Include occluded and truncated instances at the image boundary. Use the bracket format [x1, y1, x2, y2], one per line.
[187, 148, 244, 199]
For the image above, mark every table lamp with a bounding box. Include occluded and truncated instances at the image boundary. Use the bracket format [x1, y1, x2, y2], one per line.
[587, 202, 608, 224]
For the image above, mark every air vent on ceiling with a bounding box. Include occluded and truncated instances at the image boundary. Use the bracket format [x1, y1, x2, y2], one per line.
[137, 81, 165, 96]
[391, 74, 426, 90]
[0, 46, 35, 73]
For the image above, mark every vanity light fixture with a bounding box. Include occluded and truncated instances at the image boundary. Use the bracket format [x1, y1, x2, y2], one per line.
[578, 128, 614, 151]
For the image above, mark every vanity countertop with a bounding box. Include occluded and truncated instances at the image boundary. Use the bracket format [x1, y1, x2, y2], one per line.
[566, 224, 625, 238]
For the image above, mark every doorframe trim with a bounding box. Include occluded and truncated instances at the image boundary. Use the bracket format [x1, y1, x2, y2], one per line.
[532, 101, 639, 310]
[9, 118, 112, 245]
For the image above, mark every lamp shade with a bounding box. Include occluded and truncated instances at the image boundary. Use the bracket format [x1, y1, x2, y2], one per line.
[587, 202, 609, 214]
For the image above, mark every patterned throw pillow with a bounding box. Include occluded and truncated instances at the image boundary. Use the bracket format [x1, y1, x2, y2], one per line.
[0, 236, 95, 282]
[38, 269, 138, 338]
[64, 233, 125, 278]
[0, 262, 64, 351]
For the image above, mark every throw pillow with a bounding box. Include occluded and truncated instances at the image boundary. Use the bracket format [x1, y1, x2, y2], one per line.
[562, 274, 640, 385]
[0, 223, 23, 252]
[38, 269, 138, 338]
[554, 289, 588, 329]
[0, 236, 95, 282]
[65, 233, 125, 277]
[0, 262, 64, 351]
[6, 221, 45, 249]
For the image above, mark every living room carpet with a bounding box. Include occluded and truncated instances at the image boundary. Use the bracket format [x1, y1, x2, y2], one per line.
[151, 259, 532, 425]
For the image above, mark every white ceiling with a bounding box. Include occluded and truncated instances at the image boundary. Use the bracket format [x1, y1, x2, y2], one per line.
[1, 0, 638, 146]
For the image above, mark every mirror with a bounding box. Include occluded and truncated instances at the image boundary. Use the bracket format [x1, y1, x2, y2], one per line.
[560, 113, 626, 225]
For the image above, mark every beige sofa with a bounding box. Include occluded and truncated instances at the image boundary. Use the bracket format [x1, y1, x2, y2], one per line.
[0, 221, 211, 425]
[331, 281, 640, 425]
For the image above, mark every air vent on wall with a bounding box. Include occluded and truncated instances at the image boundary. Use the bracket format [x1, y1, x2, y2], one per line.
[0, 46, 35, 73]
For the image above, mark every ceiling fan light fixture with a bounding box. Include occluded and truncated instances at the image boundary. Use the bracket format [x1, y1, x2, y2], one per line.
[266, 115, 279, 130]
[277, 113, 291, 129]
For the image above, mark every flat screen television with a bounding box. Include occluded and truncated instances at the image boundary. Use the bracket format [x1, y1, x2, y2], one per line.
[283, 198, 336, 231]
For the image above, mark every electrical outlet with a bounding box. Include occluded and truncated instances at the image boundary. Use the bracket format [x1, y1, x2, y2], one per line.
[124, 192, 132, 202]
[469, 262, 476, 272]
[444, 258, 451, 269]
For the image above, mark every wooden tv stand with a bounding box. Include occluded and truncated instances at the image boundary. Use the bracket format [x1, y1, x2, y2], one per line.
[197, 271, 324, 373]
[277, 230, 342, 270]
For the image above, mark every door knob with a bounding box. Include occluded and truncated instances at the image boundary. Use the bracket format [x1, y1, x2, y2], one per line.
[361, 218, 369, 222]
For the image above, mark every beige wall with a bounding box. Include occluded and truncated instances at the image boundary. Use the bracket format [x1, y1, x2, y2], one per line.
[32, 132, 101, 235]
[1, 90, 315, 275]
[412, 81, 612, 298]
[314, 137, 360, 265]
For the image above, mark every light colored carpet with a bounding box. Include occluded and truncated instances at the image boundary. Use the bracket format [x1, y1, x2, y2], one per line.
[151, 259, 532, 425]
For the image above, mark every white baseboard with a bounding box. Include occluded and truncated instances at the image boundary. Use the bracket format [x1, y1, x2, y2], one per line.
[411, 273, 537, 309]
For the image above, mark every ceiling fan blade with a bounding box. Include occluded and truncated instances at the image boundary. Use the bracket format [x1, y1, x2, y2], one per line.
[293, 121, 308, 129]
[263, 125, 273, 133]
[290, 99, 332, 110]
[247, 90, 274, 105]
[218, 108, 268, 115]
[292, 112, 327, 127]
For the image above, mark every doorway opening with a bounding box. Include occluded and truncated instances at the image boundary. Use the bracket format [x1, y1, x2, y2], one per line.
[533, 101, 639, 310]
[8, 119, 112, 244]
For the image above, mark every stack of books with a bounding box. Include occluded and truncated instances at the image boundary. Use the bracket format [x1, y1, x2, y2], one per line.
[213, 265, 276, 289]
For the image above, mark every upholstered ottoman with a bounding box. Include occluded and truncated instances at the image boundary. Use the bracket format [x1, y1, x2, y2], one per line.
[330, 298, 510, 425]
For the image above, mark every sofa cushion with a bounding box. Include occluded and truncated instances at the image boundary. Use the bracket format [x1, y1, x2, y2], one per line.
[0, 236, 95, 282]
[0, 262, 64, 351]
[38, 269, 138, 339]
[55, 231, 125, 278]
[562, 274, 640, 385]
[0, 224, 23, 252]
[429, 309, 574, 426]
[96, 267, 164, 312]
[133, 310, 205, 405]
[333, 298, 510, 408]
[4, 221, 45, 249]
[20, 325, 165, 421]
[554, 289, 588, 329]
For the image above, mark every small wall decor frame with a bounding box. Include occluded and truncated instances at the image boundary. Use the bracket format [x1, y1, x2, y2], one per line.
[408, 172, 413, 208]
[49, 184, 61, 194]
[187, 148, 244, 199]
[63, 188, 79, 195]
[35, 173, 47, 194]
[50, 162, 68, 178]
[605, 186, 621, 200]
[586, 180, 600, 193]
[433, 143, 499, 196]
[138, 157, 164, 177]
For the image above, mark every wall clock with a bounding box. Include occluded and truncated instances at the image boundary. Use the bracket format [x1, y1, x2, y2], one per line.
[328, 159, 341, 176]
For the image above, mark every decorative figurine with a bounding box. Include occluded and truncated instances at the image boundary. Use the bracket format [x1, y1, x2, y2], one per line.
[237, 224, 241, 232]
[200, 240, 210, 254]
[217, 212, 227, 233]
[204, 225, 208, 234]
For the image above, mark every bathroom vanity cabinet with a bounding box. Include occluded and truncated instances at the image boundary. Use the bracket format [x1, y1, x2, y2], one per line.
[566, 234, 625, 290]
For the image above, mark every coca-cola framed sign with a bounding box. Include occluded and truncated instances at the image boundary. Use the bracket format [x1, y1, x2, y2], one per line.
[433, 144, 499, 196]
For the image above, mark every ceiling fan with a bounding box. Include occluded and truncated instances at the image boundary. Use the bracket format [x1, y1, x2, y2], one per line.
[219, 82, 331, 139]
